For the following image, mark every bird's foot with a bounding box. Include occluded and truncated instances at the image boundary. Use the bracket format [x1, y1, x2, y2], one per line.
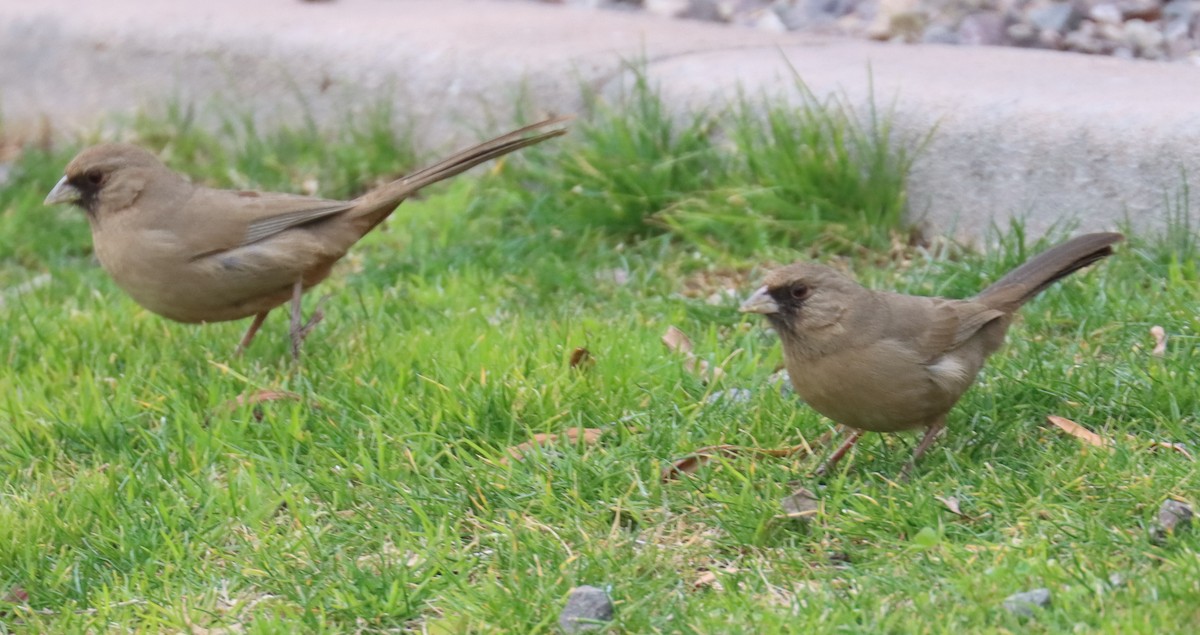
[289, 293, 332, 362]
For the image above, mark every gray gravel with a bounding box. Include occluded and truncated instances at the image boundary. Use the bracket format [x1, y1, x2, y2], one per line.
[540, 0, 1200, 62]
[1002, 587, 1052, 616]
[559, 585, 614, 633]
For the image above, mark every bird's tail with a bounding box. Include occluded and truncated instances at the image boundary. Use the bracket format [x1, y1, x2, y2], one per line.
[973, 232, 1123, 312]
[351, 115, 570, 220]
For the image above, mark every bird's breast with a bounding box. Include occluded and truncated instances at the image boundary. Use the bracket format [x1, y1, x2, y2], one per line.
[785, 338, 963, 432]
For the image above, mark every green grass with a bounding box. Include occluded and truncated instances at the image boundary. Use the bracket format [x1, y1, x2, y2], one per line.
[1, 83, 1199, 633]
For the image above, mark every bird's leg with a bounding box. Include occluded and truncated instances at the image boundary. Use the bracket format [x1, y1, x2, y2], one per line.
[297, 294, 331, 341]
[235, 311, 270, 356]
[900, 417, 947, 480]
[289, 281, 305, 361]
[288, 282, 331, 361]
[815, 428, 864, 476]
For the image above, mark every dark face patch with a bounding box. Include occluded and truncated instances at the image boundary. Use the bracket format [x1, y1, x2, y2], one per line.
[764, 281, 813, 328]
[67, 168, 109, 215]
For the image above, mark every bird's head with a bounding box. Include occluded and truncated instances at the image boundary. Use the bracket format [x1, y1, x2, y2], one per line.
[44, 144, 179, 218]
[740, 262, 867, 353]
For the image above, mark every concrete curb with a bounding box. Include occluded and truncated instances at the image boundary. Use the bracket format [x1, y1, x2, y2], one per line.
[3, 0, 1198, 238]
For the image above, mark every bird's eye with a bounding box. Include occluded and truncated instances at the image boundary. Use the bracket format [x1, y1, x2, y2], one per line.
[85, 170, 104, 186]
[790, 284, 810, 300]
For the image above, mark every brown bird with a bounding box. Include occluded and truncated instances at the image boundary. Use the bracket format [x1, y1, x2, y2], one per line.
[43, 116, 569, 358]
[740, 232, 1123, 477]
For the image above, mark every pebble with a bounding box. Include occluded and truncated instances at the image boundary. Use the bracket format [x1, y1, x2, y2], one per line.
[559, 585, 614, 633]
[705, 388, 753, 405]
[1003, 588, 1051, 617]
[1029, 3, 1084, 33]
[1157, 499, 1193, 533]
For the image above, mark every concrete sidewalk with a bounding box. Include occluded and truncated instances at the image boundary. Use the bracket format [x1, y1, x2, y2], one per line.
[2, 0, 1198, 238]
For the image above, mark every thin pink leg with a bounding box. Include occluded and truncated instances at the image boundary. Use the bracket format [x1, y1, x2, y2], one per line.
[901, 417, 947, 480]
[815, 428, 864, 476]
[235, 311, 269, 356]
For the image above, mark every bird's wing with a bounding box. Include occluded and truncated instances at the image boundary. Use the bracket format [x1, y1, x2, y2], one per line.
[880, 294, 1006, 362]
[176, 188, 354, 260]
[238, 197, 355, 246]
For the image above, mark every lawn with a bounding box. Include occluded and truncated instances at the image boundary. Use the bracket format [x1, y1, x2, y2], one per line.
[1, 80, 1198, 633]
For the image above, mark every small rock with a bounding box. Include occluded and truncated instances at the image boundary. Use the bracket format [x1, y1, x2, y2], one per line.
[957, 13, 1007, 45]
[769, 368, 794, 396]
[1124, 18, 1166, 57]
[1118, 0, 1162, 21]
[922, 23, 960, 43]
[1096, 20, 1126, 41]
[867, 0, 925, 41]
[705, 388, 753, 405]
[1007, 21, 1039, 46]
[1029, 2, 1084, 34]
[1038, 27, 1065, 48]
[754, 8, 788, 31]
[0, 163, 11, 189]
[1108, 572, 1126, 587]
[1003, 588, 1051, 617]
[1158, 499, 1194, 533]
[1089, 3, 1123, 24]
[680, 0, 732, 21]
[559, 585, 614, 633]
[1163, 0, 1192, 19]
[1065, 21, 1099, 52]
[644, 0, 690, 16]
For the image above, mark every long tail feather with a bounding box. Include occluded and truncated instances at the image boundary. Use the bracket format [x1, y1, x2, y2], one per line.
[974, 232, 1123, 312]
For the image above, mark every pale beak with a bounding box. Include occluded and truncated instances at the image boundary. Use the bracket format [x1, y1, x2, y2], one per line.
[739, 286, 780, 314]
[44, 176, 81, 205]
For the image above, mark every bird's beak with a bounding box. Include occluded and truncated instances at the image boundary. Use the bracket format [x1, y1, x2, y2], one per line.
[44, 176, 81, 206]
[739, 286, 780, 314]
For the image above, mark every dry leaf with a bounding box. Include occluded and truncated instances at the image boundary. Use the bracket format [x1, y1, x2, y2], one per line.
[661, 325, 694, 355]
[1150, 326, 1167, 357]
[1, 585, 28, 604]
[661, 444, 809, 482]
[1135, 437, 1194, 460]
[568, 347, 592, 369]
[223, 390, 302, 410]
[661, 325, 726, 381]
[502, 427, 603, 464]
[935, 495, 963, 516]
[1046, 415, 1108, 447]
[778, 487, 819, 520]
[693, 566, 738, 591]
[1046, 415, 1193, 460]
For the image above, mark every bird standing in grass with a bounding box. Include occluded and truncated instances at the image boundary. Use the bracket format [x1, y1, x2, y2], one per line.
[44, 116, 569, 359]
[740, 232, 1123, 477]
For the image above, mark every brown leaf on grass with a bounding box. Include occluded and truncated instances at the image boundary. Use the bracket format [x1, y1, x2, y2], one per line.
[1046, 415, 1108, 447]
[663, 429, 837, 482]
[2, 585, 28, 605]
[222, 390, 303, 411]
[935, 495, 963, 516]
[661, 444, 809, 482]
[215, 390, 310, 423]
[777, 487, 819, 521]
[1150, 325, 1167, 357]
[693, 566, 738, 591]
[568, 347, 592, 369]
[662, 325, 694, 355]
[501, 428, 603, 464]
[1046, 415, 1193, 460]
[661, 325, 726, 381]
[934, 495, 987, 521]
